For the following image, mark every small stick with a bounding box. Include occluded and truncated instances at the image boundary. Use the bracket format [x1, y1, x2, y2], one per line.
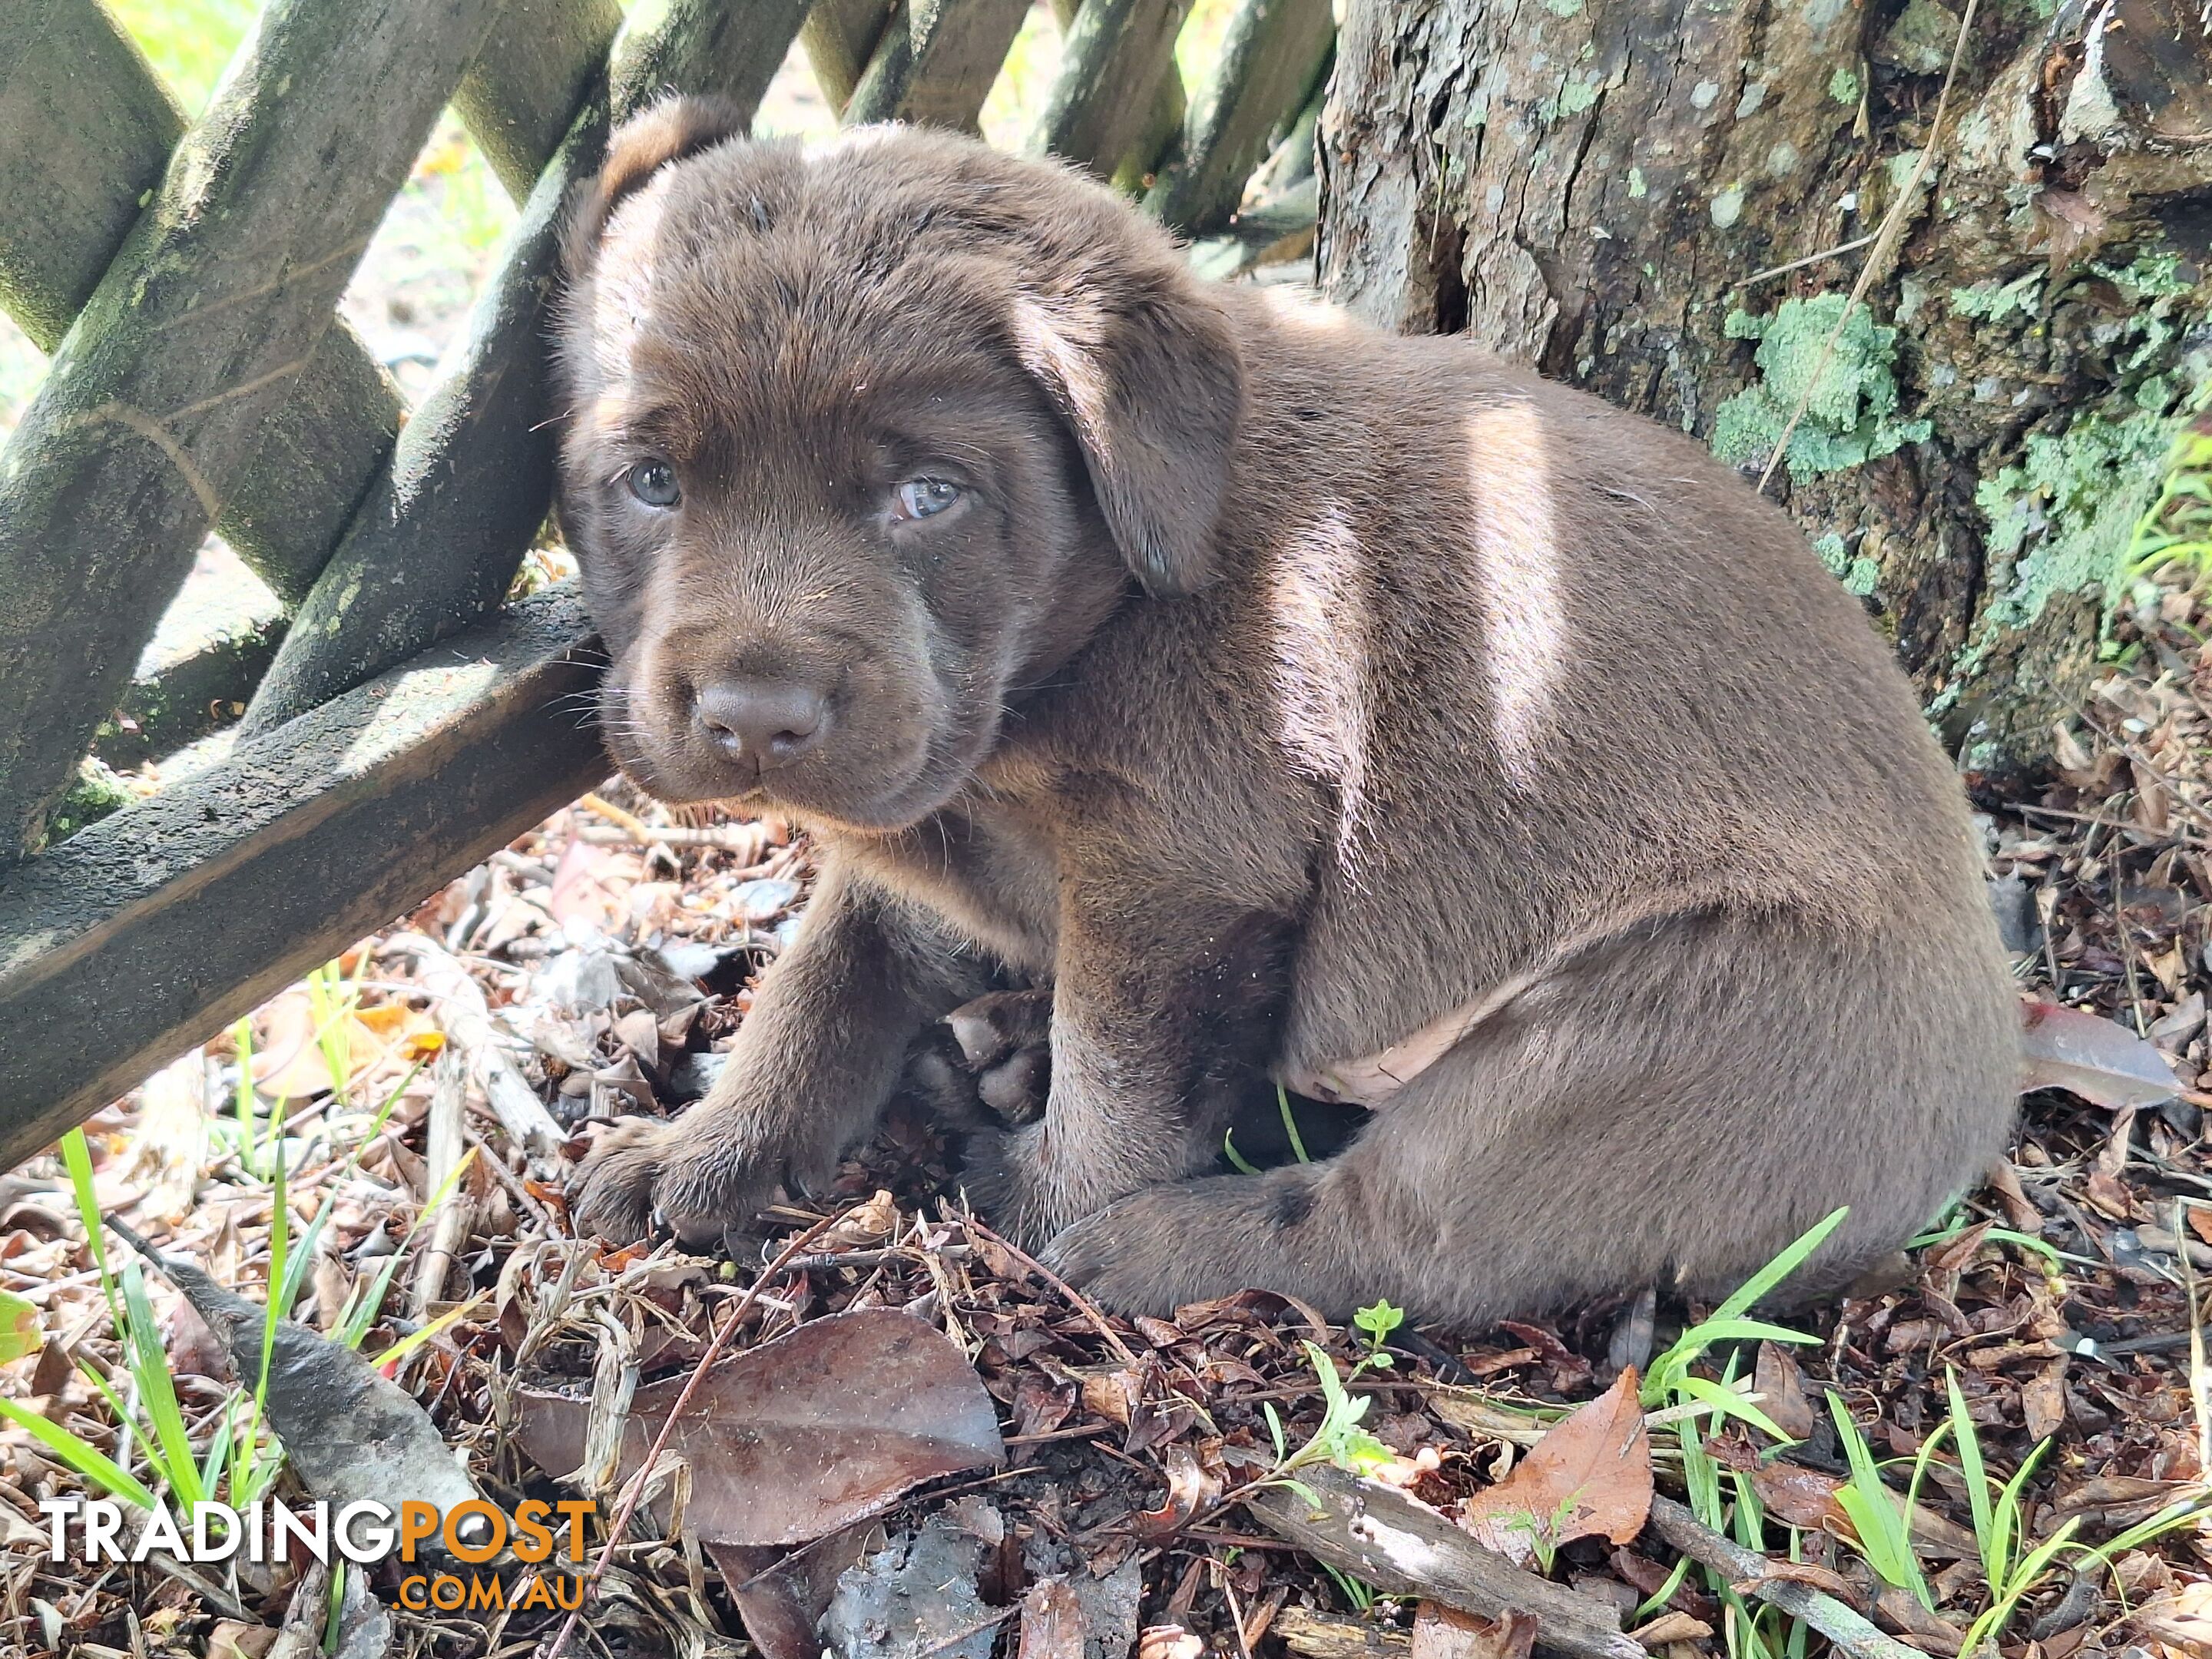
[962, 1216, 1137, 1366]
[578, 791, 658, 842]
[1645, 1495, 1925, 1659]
[385, 932, 566, 1175]
[1245, 1465, 1643, 1659]
[411, 1046, 470, 1319]
[542, 1209, 848, 1659]
[575, 822, 770, 854]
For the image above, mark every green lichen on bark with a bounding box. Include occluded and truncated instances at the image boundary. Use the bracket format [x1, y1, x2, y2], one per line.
[39, 757, 134, 848]
[1710, 295, 1932, 478]
[1956, 253, 2210, 672]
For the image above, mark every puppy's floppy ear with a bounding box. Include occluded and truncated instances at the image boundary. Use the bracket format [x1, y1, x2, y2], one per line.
[563, 94, 746, 275]
[1011, 270, 1244, 597]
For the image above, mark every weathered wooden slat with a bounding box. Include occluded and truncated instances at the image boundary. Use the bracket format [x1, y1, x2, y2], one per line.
[611, 0, 820, 120]
[243, 0, 818, 735]
[96, 568, 290, 770]
[457, 0, 625, 199]
[1145, 0, 1330, 233]
[0, 0, 406, 612]
[1031, 0, 1194, 176]
[0, 0, 510, 859]
[802, 0, 899, 110]
[0, 0, 180, 353]
[847, 0, 1037, 129]
[0, 591, 606, 1172]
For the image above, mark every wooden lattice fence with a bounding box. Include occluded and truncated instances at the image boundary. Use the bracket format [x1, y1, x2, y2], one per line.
[0, 0, 1332, 1168]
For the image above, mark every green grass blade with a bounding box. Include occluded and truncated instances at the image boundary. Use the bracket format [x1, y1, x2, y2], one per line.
[1275, 1085, 1312, 1164]
[59, 1131, 120, 1327]
[1632, 1555, 1694, 1622]
[1222, 1130, 1260, 1176]
[1945, 1369, 1995, 1581]
[375, 1291, 486, 1375]
[0, 1396, 157, 1508]
[1710, 1209, 1849, 1323]
[233, 1017, 258, 1175]
[1677, 1373, 1796, 1442]
[120, 1265, 202, 1508]
[1827, 1391, 1931, 1608]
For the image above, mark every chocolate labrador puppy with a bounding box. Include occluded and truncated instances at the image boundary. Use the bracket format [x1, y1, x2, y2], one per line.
[554, 98, 2020, 1323]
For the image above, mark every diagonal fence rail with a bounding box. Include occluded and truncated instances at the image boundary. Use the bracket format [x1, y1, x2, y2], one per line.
[0, 0, 1332, 1171]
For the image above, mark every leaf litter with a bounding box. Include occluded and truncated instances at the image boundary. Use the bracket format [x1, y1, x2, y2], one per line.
[9, 594, 2212, 1658]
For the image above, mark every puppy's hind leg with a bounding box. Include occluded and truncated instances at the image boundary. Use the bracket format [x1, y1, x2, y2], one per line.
[1044, 909, 2018, 1325]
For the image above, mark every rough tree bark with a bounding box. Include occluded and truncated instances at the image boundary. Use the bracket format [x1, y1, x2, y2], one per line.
[1317, 0, 2212, 774]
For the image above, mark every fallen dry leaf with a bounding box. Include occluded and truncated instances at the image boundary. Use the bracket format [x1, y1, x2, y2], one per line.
[108, 1220, 481, 1532]
[1458, 1367, 1652, 1567]
[2022, 1357, 2068, 1442]
[823, 1510, 1002, 1659]
[707, 1528, 871, 1659]
[515, 1308, 1004, 1546]
[1751, 1341, 1815, 1441]
[1136, 1441, 1224, 1538]
[2125, 1581, 2212, 1654]
[2021, 1000, 2180, 1108]
[1628, 1611, 1713, 1647]
[1137, 1626, 1204, 1659]
[0, 1288, 41, 1365]
[1746, 1462, 1846, 1531]
[1018, 1579, 1088, 1659]
[1412, 1601, 1536, 1659]
[1729, 1560, 1856, 1601]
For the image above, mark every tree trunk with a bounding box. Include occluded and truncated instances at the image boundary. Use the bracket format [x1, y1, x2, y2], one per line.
[1316, 0, 2212, 776]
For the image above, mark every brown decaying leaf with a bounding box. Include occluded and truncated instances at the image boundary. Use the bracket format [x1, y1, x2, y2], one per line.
[1750, 1341, 1816, 1441]
[1018, 1580, 1088, 1659]
[1457, 1367, 1653, 1565]
[1728, 1561, 1857, 1601]
[1137, 1625, 1204, 1659]
[2022, 1357, 2069, 1442]
[1745, 1462, 1847, 1532]
[2019, 999, 2180, 1108]
[513, 1308, 1004, 1547]
[1412, 1601, 1537, 1659]
[1627, 1611, 1713, 1647]
[1136, 1440, 1224, 1538]
[707, 1528, 872, 1659]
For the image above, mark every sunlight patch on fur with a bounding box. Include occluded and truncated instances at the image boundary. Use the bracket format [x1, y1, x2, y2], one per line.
[1466, 403, 1565, 785]
[1266, 506, 1373, 883]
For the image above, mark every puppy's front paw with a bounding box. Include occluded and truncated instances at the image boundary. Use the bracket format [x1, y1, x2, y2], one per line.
[1043, 1174, 1300, 1315]
[568, 1112, 790, 1249]
[568, 1118, 673, 1242]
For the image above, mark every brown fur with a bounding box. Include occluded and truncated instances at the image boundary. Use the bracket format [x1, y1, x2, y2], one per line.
[552, 101, 2020, 1325]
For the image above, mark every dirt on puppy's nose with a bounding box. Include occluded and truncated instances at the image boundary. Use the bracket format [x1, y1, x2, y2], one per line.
[694, 676, 830, 770]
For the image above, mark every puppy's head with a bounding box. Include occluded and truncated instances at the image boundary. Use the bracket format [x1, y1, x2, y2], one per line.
[555, 102, 1245, 830]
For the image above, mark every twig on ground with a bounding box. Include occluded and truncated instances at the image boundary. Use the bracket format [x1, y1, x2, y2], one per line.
[543, 1208, 849, 1659]
[1644, 1495, 1924, 1659]
[411, 1047, 469, 1320]
[962, 1215, 1138, 1366]
[386, 931, 566, 1176]
[575, 822, 771, 854]
[1243, 1465, 1644, 1659]
[578, 793, 772, 859]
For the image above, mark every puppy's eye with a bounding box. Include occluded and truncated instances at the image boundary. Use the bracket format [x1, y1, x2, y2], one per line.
[628, 460, 681, 508]
[894, 478, 961, 521]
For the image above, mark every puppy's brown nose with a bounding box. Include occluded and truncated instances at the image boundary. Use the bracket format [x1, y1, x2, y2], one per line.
[695, 677, 829, 770]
